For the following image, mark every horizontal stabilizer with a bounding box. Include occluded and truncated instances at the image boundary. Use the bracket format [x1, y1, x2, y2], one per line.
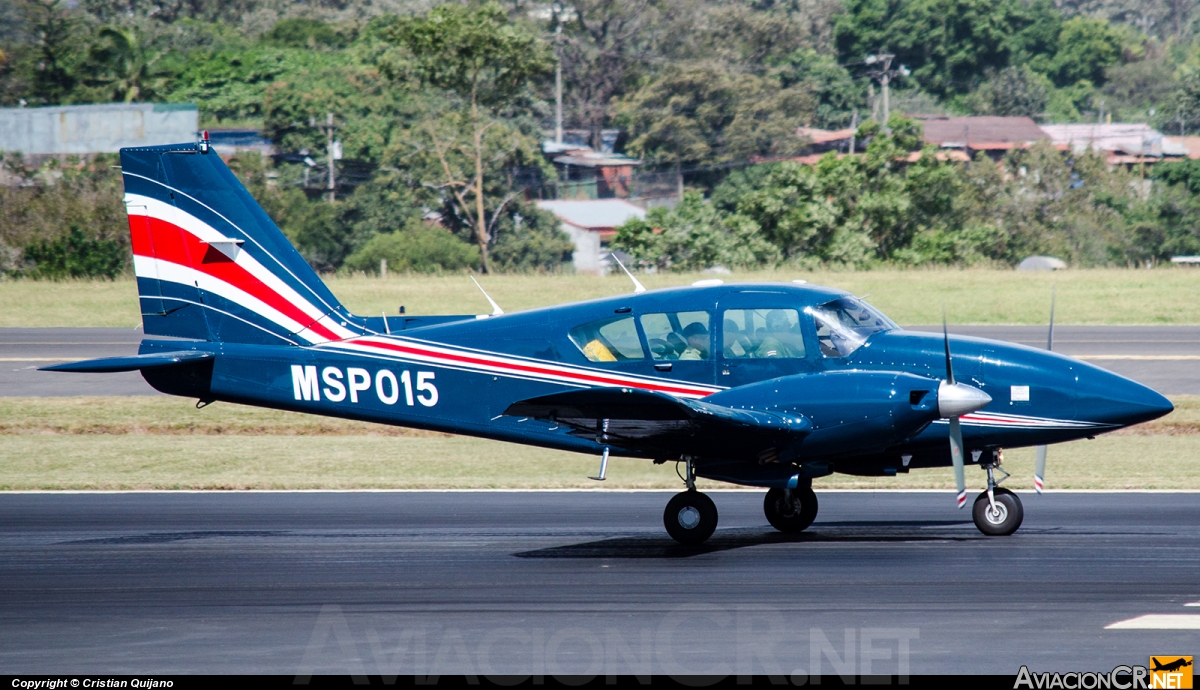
[40, 351, 213, 373]
[503, 388, 810, 433]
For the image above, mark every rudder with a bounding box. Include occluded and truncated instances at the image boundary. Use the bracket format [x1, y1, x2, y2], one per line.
[121, 142, 363, 345]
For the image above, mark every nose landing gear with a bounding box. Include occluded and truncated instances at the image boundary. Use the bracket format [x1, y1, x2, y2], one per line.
[972, 452, 1023, 536]
[763, 484, 818, 533]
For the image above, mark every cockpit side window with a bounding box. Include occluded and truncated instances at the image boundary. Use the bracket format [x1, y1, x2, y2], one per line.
[568, 316, 645, 362]
[722, 309, 805, 359]
[807, 297, 896, 358]
[639, 311, 711, 361]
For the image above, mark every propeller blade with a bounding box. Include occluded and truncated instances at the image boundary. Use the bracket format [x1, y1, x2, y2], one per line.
[949, 416, 967, 508]
[942, 307, 955, 385]
[1034, 445, 1047, 494]
[1035, 284, 1054, 494]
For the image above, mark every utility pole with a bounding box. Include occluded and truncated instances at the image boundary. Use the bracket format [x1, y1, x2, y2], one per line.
[316, 112, 340, 203]
[553, 3, 564, 145]
[848, 109, 859, 155]
[864, 53, 909, 126]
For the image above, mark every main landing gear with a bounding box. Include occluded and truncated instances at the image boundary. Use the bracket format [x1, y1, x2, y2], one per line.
[663, 459, 718, 544]
[662, 460, 822, 545]
[972, 451, 1023, 536]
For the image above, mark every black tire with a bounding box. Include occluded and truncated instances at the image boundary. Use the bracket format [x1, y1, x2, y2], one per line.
[663, 490, 718, 545]
[972, 487, 1023, 536]
[764, 486, 819, 533]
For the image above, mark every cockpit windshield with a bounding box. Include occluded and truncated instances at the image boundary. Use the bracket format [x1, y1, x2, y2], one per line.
[807, 297, 896, 357]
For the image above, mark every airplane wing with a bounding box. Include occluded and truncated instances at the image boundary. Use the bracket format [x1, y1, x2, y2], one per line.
[502, 387, 810, 459]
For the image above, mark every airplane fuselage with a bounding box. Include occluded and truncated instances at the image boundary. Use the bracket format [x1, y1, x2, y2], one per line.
[136, 282, 1171, 483]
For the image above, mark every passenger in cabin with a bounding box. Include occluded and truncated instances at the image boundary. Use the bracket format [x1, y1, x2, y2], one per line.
[723, 319, 748, 358]
[678, 322, 710, 360]
[582, 339, 617, 362]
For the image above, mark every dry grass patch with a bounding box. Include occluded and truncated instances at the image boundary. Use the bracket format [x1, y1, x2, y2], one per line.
[4, 268, 1200, 327]
[0, 395, 1195, 490]
[1, 432, 1197, 491]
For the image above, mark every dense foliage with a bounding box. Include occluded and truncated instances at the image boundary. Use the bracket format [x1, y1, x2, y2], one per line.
[616, 118, 1200, 269]
[4, 0, 1200, 275]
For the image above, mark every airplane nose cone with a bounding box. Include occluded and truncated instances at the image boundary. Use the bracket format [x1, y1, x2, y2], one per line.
[1075, 364, 1174, 428]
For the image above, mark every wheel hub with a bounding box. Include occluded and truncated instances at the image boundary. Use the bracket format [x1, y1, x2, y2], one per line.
[985, 501, 1008, 525]
[677, 506, 701, 529]
[777, 497, 801, 518]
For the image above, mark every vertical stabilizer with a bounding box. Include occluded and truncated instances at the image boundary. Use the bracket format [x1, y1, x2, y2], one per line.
[121, 143, 363, 345]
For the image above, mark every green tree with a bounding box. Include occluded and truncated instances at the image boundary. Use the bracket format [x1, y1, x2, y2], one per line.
[263, 18, 349, 50]
[343, 219, 480, 274]
[613, 191, 780, 271]
[777, 49, 864, 129]
[962, 66, 1049, 117]
[834, 0, 1033, 97]
[23, 0, 77, 104]
[166, 47, 343, 127]
[262, 63, 418, 164]
[557, 0, 661, 150]
[616, 63, 816, 167]
[1047, 17, 1123, 87]
[487, 201, 575, 272]
[0, 154, 127, 272]
[80, 26, 171, 102]
[22, 224, 126, 278]
[381, 2, 553, 273]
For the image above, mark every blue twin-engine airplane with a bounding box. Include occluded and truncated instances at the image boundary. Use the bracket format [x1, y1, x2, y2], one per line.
[45, 139, 1174, 544]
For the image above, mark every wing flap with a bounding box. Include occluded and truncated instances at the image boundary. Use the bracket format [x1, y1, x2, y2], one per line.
[503, 387, 810, 437]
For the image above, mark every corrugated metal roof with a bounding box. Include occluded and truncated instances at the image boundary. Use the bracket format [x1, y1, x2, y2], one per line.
[1041, 124, 1175, 157]
[918, 116, 1047, 147]
[552, 151, 641, 168]
[797, 126, 855, 144]
[536, 199, 647, 230]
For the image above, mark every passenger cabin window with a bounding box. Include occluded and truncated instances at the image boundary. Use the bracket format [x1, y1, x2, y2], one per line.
[568, 316, 645, 362]
[808, 297, 895, 357]
[722, 309, 805, 359]
[640, 311, 711, 360]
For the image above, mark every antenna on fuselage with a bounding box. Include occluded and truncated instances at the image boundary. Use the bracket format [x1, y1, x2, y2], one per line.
[611, 254, 646, 294]
[469, 274, 504, 316]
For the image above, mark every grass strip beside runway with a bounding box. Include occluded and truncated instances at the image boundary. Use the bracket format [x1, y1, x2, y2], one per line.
[4, 268, 1200, 327]
[1, 396, 1197, 491]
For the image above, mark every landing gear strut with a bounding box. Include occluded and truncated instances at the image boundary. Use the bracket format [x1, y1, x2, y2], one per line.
[663, 458, 718, 545]
[972, 451, 1023, 536]
[763, 485, 818, 533]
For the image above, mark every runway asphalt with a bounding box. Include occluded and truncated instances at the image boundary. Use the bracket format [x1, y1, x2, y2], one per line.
[1, 490, 1197, 676]
[5, 325, 1200, 396]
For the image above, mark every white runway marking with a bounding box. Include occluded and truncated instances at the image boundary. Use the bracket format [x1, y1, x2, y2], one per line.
[1185, 602, 1200, 607]
[1105, 614, 1200, 629]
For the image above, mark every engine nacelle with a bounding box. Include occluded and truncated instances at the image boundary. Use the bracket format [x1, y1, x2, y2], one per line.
[705, 370, 943, 463]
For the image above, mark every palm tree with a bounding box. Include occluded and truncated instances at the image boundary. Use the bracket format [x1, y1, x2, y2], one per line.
[84, 26, 168, 103]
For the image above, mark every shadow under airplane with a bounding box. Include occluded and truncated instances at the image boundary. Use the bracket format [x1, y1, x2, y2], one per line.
[514, 520, 980, 559]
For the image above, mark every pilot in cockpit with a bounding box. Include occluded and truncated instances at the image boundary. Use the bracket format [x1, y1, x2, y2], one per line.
[754, 309, 801, 358]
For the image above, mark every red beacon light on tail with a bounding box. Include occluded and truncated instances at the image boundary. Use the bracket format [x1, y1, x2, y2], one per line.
[198, 130, 210, 154]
